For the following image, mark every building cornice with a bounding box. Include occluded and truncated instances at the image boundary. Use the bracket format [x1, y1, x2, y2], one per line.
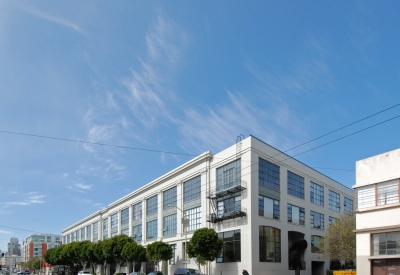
[354, 224, 400, 233]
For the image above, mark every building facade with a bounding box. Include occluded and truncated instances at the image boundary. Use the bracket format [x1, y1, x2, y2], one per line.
[63, 136, 353, 275]
[22, 233, 62, 262]
[354, 148, 400, 275]
[8, 237, 21, 256]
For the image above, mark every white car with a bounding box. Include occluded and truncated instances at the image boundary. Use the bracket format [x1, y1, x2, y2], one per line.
[77, 271, 91, 275]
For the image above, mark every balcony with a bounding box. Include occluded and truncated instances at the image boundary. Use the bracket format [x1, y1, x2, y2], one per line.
[207, 180, 247, 200]
[206, 207, 247, 223]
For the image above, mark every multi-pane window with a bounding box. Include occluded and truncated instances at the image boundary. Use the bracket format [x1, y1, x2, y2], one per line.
[329, 190, 340, 212]
[329, 216, 337, 226]
[121, 208, 129, 225]
[163, 214, 177, 237]
[63, 236, 66, 244]
[121, 228, 129, 235]
[147, 195, 158, 216]
[67, 234, 70, 243]
[372, 231, 400, 255]
[287, 171, 304, 199]
[259, 226, 281, 262]
[217, 230, 241, 263]
[133, 224, 142, 242]
[344, 197, 353, 213]
[185, 207, 202, 232]
[258, 195, 280, 220]
[287, 204, 305, 225]
[133, 202, 142, 220]
[146, 220, 158, 240]
[378, 181, 399, 206]
[217, 196, 241, 218]
[357, 185, 375, 209]
[103, 218, 109, 240]
[310, 211, 324, 230]
[259, 158, 280, 191]
[71, 232, 75, 242]
[216, 159, 241, 193]
[169, 244, 176, 265]
[310, 182, 324, 206]
[86, 225, 91, 241]
[111, 213, 118, 237]
[183, 176, 201, 203]
[311, 235, 323, 253]
[164, 187, 177, 209]
[93, 222, 99, 242]
[47, 236, 52, 242]
[76, 230, 80, 241]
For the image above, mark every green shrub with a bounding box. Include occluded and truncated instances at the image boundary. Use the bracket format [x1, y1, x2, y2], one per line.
[326, 270, 334, 275]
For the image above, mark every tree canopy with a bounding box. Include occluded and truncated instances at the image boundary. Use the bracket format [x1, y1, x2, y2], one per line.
[319, 213, 356, 262]
[121, 241, 146, 267]
[146, 241, 173, 271]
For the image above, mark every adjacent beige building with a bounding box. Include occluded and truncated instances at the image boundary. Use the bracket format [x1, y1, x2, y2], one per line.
[354, 148, 400, 275]
[63, 136, 354, 275]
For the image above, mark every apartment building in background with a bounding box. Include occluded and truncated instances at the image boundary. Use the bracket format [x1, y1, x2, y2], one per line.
[354, 148, 400, 275]
[8, 237, 21, 256]
[22, 233, 62, 262]
[63, 136, 354, 275]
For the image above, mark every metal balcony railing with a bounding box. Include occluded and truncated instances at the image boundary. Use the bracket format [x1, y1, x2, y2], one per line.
[207, 180, 247, 200]
[206, 207, 247, 223]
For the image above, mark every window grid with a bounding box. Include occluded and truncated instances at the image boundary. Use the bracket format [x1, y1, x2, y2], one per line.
[183, 176, 201, 203]
[258, 195, 280, 220]
[86, 225, 91, 240]
[216, 159, 241, 193]
[344, 197, 353, 213]
[121, 208, 129, 226]
[147, 195, 158, 216]
[111, 213, 118, 236]
[311, 235, 323, 253]
[71, 232, 75, 242]
[259, 226, 281, 262]
[372, 231, 400, 255]
[121, 228, 129, 235]
[133, 202, 142, 220]
[93, 222, 99, 242]
[163, 214, 177, 237]
[146, 220, 158, 240]
[217, 196, 241, 217]
[310, 211, 324, 230]
[329, 216, 337, 225]
[310, 182, 324, 206]
[67, 235, 70, 243]
[287, 204, 305, 225]
[133, 224, 142, 242]
[259, 158, 280, 191]
[63, 236, 66, 244]
[185, 207, 202, 232]
[329, 190, 340, 212]
[216, 230, 241, 263]
[287, 171, 304, 199]
[163, 187, 177, 209]
[103, 218, 109, 240]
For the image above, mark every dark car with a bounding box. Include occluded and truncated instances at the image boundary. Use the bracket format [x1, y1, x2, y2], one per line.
[174, 268, 204, 275]
[17, 271, 30, 275]
[147, 272, 164, 275]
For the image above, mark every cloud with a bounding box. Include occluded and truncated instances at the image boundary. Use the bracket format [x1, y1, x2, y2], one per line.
[4, 192, 46, 207]
[75, 183, 92, 190]
[0, 229, 13, 234]
[17, 3, 84, 34]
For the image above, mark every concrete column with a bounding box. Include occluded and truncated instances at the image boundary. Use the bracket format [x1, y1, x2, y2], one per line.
[142, 199, 147, 244]
[108, 216, 111, 239]
[158, 191, 163, 240]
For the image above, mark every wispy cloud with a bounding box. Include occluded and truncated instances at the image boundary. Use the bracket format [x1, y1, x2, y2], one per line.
[17, 4, 84, 34]
[75, 183, 92, 190]
[4, 192, 46, 207]
[0, 229, 13, 234]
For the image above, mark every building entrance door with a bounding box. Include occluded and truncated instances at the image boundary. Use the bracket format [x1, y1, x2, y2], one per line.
[372, 259, 400, 275]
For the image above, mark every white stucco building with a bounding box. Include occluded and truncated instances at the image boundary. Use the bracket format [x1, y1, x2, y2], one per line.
[354, 148, 400, 275]
[62, 136, 353, 275]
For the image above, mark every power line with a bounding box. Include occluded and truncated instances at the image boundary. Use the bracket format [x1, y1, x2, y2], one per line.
[0, 225, 36, 233]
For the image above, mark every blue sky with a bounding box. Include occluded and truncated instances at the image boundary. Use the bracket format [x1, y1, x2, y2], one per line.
[0, 1, 399, 251]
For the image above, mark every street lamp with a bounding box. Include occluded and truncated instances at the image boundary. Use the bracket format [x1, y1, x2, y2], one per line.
[168, 205, 188, 268]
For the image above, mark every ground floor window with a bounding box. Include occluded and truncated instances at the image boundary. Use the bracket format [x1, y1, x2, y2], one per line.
[311, 235, 323, 253]
[372, 231, 400, 255]
[216, 230, 241, 263]
[259, 226, 281, 262]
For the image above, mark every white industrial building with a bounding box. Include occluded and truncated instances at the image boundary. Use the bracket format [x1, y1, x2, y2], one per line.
[62, 136, 354, 275]
[354, 148, 400, 275]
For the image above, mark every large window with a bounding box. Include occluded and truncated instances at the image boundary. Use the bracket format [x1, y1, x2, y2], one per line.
[86, 225, 91, 241]
[378, 181, 399, 206]
[217, 230, 241, 263]
[329, 216, 337, 226]
[185, 206, 202, 232]
[258, 195, 279, 220]
[287, 171, 304, 199]
[217, 196, 241, 217]
[63, 236, 66, 244]
[216, 159, 241, 192]
[121, 208, 129, 226]
[344, 197, 353, 213]
[310, 182, 324, 206]
[311, 235, 323, 253]
[146, 220, 158, 240]
[147, 195, 158, 216]
[287, 204, 305, 225]
[259, 226, 281, 262]
[164, 187, 177, 209]
[76, 231, 79, 241]
[93, 222, 99, 242]
[67, 234, 70, 243]
[133, 224, 142, 242]
[310, 211, 324, 230]
[133, 202, 142, 220]
[103, 218, 109, 240]
[111, 213, 118, 237]
[183, 176, 201, 203]
[71, 232, 75, 242]
[372, 231, 400, 255]
[329, 190, 340, 212]
[163, 214, 177, 237]
[259, 158, 280, 191]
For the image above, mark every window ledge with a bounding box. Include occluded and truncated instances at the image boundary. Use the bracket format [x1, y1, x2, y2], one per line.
[356, 202, 400, 213]
[368, 254, 400, 260]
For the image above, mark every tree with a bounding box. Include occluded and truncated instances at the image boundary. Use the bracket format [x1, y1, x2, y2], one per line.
[121, 242, 147, 272]
[75, 241, 92, 271]
[187, 228, 223, 271]
[93, 240, 112, 275]
[103, 235, 134, 273]
[146, 241, 173, 271]
[319, 213, 356, 263]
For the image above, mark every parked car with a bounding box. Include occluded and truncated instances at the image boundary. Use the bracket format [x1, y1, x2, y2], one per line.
[2, 271, 10, 275]
[77, 272, 91, 275]
[17, 271, 30, 275]
[174, 268, 205, 275]
[147, 271, 164, 275]
[129, 272, 146, 275]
